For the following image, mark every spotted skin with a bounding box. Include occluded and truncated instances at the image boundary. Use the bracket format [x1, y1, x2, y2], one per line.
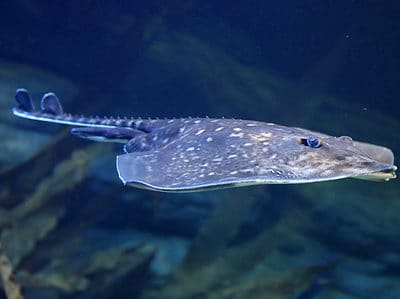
[13, 89, 397, 192]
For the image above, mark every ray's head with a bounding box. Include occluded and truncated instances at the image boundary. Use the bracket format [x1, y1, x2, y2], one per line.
[271, 130, 397, 182]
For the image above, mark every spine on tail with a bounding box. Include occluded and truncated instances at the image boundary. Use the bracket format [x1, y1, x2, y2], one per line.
[13, 89, 136, 128]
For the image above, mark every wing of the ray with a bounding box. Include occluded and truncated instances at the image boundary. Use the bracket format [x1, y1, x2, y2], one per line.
[13, 89, 396, 192]
[116, 119, 396, 192]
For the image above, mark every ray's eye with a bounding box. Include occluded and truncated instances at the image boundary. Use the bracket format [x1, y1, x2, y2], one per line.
[300, 136, 322, 148]
[307, 136, 321, 148]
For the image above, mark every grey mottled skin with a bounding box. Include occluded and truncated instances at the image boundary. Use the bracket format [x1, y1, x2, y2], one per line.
[13, 89, 396, 192]
[116, 118, 395, 191]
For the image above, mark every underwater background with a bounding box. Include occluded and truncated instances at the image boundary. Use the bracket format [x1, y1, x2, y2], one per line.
[0, 1, 399, 298]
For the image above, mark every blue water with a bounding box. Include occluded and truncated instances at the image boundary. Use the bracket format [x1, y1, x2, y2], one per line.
[0, 1, 399, 299]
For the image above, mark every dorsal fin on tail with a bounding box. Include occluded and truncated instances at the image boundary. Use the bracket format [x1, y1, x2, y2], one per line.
[41, 92, 63, 115]
[15, 88, 35, 112]
[12, 88, 153, 131]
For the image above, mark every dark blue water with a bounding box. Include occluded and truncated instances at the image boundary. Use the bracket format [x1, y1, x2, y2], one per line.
[0, 1, 399, 299]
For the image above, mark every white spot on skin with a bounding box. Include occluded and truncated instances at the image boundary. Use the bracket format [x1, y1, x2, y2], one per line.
[246, 123, 257, 127]
[250, 132, 273, 141]
[228, 154, 237, 159]
[215, 127, 224, 131]
[206, 137, 213, 142]
[187, 147, 195, 151]
[200, 163, 209, 167]
[229, 132, 244, 138]
[162, 138, 169, 144]
[233, 127, 242, 132]
[208, 172, 215, 176]
[199, 174, 205, 178]
[168, 119, 175, 123]
[194, 120, 201, 124]
[243, 143, 252, 147]
[321, 170, 333, 176]
[212, 157, 223, 162]
[240, 168, 255, 173]
[230, 170, 238, 175]
[195, 129, 206, 135]
[179, 126, 186, 133]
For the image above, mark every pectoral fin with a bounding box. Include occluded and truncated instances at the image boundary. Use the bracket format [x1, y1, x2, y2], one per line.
[71, 127, 139, 143]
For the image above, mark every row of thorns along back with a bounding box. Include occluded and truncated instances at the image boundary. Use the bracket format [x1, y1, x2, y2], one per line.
[15, 88, 224, 127]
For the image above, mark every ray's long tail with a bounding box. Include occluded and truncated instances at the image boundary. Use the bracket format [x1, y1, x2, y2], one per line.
[13, 88, 137, 128]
